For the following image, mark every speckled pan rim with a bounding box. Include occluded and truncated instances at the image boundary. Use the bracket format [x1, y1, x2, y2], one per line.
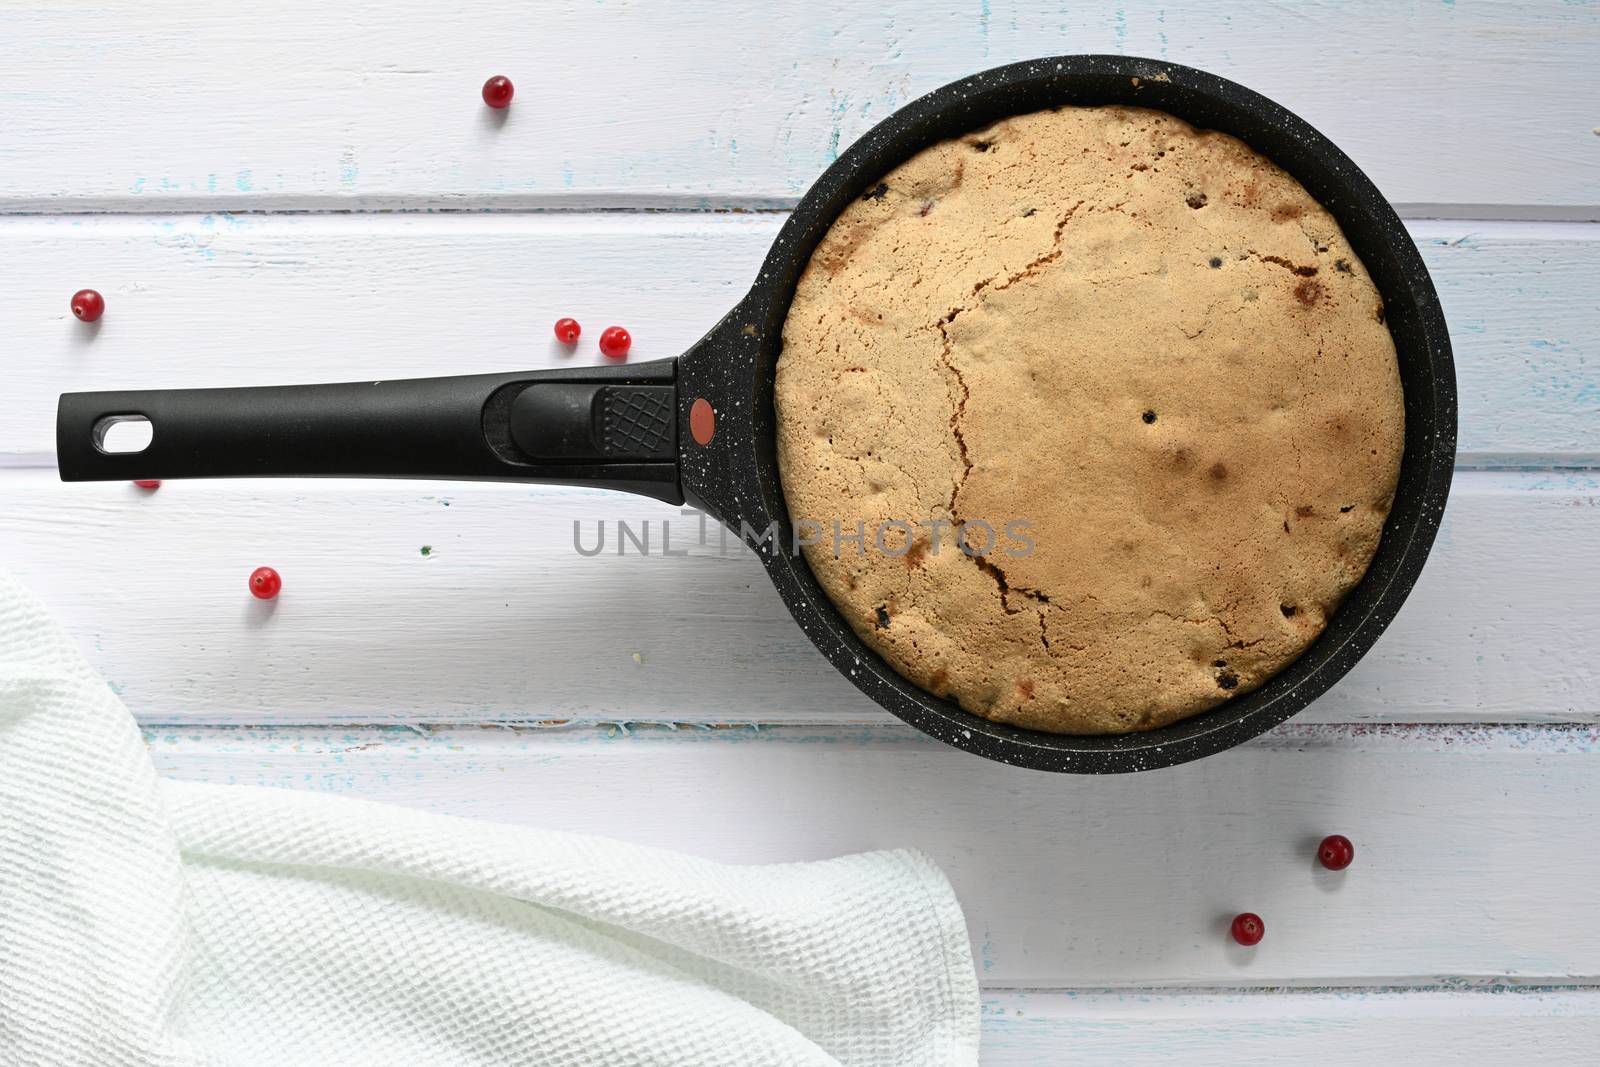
[679, 55, 1456, 774]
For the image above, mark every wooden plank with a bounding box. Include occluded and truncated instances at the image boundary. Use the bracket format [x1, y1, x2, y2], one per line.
[979, 988, 1600, 1065]
[1421, 222, 1600, 466]
[4, 214, 1597, 462]
[0, 2, 1596, 212]
[3, 469, 1595, 727]
[142, 722, 1600, 987]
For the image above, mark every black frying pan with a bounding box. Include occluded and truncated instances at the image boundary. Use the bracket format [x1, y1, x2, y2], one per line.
[57, 56, 1456, 773]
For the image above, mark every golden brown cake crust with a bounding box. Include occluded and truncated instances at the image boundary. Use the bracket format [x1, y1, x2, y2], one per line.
[774, 105, 1405, 735]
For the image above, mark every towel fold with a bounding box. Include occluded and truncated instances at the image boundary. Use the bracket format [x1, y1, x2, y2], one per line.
[0, 570, 979, 1066]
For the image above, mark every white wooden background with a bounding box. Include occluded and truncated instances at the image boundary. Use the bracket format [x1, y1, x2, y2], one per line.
[3, 2, 1598, 1062]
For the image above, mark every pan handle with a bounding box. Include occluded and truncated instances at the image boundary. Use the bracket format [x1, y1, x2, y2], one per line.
[56, 358, 684, 504]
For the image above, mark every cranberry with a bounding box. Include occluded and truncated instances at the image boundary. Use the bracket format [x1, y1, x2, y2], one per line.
[1230, 912, 1264, 946]
[132, 480, 161, 489]
[481, 75, 514, 109]
[248, 566, 282, 600]
[71, 289, 105, 322]
[598, 325, 632, 359]
[1318, 834, 1355, 871]
[554, 317, 581, 344]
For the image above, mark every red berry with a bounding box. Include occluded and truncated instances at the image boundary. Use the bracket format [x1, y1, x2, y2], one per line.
[554, 317, 582, 344]
[1318, 834, 1355, 871]
[598, 325, 632, 359]
[482, 75, 514, 109]
[1230, 912, 1264, 946]
[71, 289, 105, 322]
[248, 566, 282, 600]
[132, 480, 161, 489]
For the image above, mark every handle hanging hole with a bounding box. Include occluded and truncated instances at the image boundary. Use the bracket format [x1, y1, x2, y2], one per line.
[93, 414, 153, 454]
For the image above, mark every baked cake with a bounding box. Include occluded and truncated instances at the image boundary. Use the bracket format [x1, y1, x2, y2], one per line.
[774, 105, 1404, 735]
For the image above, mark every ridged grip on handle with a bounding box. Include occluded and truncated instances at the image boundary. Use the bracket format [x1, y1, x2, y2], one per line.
[56, 359, 682, 503]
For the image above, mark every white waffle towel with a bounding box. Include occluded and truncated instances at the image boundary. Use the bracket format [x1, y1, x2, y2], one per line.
[0, 570, 979, 1066]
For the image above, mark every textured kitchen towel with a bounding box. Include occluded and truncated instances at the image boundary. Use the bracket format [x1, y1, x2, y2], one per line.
[0, 570, 979, 1066]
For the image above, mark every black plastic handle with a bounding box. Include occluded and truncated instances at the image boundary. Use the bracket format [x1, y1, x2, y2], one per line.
[56, 358, 683, 504]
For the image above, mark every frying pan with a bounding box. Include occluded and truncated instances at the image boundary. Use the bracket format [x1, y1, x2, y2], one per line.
[56, 56, 1456, 773]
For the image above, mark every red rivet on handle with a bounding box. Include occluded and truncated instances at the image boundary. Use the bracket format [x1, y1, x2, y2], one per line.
[71, 289, 105, 322]
[249, 566, 282, 600]
[482, 75, 514, 109]
[690, 398, 715, 446]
